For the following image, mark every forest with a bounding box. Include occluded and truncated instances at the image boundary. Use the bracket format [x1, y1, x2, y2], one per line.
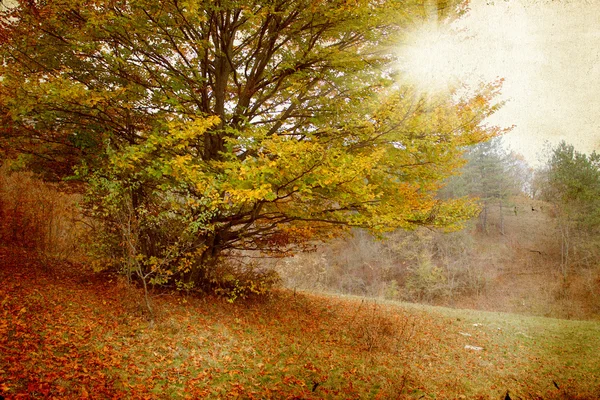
[1, 0, 599, 398]
[279, 139, 600, 319]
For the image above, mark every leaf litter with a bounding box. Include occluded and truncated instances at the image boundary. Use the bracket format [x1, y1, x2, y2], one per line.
[1, 246, 599, 399]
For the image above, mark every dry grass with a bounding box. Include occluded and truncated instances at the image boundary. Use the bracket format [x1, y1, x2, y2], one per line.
[0, 165, 88, 260]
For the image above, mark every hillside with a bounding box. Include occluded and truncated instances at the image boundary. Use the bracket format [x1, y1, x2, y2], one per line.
[2, 246, 599, 399]
[452, 195, 599, 319]
[276, 195, 600, 321]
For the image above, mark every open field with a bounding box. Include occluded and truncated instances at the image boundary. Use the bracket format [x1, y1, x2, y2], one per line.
[1, 246, 599, 399]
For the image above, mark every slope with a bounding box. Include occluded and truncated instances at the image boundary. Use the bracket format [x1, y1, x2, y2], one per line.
[1, 246, 599, 399]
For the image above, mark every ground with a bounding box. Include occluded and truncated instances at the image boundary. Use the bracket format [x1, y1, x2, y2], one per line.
[1, 246, 599, 399]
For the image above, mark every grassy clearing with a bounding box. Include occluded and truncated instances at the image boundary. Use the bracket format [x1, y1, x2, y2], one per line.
[1, 247, 599, 399]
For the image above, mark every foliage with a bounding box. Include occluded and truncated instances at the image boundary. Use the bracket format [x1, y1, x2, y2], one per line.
[538, 141, 600, 274]
[0, 0, 504, 291]
[404, 254, 448, 302]
[440, 137, 527, 233]
[206, 260, 281, 302]
[543, 142, 600, 226]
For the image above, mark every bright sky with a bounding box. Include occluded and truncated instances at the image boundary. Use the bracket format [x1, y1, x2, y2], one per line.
[400, 0, 600, 166]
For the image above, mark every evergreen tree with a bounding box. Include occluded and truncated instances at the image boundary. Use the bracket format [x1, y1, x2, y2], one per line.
[540, 142, 600, 275]
[441, 138, 522, 233]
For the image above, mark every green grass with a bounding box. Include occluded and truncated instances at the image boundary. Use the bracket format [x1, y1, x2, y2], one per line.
[1, 247, 599, 399]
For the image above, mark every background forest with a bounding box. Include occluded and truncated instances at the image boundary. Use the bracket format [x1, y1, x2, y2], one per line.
[275, 139, 600, 320]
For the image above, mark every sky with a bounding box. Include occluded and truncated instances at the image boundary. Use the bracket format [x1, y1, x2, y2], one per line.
[402, 0, 600, 166]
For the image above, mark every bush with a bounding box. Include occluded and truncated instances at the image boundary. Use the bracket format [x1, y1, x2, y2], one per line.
[383, 279, 400, 300]
[275, 226, 487, 304]
[404, 255, 448, 302]
[206, 260, 281, 302]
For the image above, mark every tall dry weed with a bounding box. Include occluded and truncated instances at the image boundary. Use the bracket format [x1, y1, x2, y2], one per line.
[0, 165, 88, 260]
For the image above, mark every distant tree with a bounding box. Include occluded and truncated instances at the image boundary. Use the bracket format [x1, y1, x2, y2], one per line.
[505, 151, 533, 197]
[441, 138, 523, 233]
[0, 0, 503, 292]
[539, 142, 600, 276]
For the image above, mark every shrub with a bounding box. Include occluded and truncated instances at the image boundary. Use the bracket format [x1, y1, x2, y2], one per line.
[383, 279, 401, 300]
[207, 260, 281, 303]
[404, 255, 448, 302]
[275, 226, 488, 304]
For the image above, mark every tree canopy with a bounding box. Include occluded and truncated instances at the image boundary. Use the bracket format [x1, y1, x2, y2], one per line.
[544, 142, 600, 218]
[536, 142, 600, 274]
[0, 0, 504, 290]
[440, 138, 527, 232]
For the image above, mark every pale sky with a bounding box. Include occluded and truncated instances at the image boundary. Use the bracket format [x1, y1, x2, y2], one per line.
[443, 0, 600, 165]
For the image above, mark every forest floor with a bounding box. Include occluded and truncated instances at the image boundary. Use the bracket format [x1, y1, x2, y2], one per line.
[1, 246, 600, 399]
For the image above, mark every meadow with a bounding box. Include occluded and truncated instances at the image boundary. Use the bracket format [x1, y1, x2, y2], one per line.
[2, 246, 599, 399]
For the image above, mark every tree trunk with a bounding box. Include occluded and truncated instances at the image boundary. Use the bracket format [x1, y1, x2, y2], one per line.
[187, 234, 222, 288]
[560, 221, 570, 278]
[499, 201, 504, 235]
[479, 201, 488, 233]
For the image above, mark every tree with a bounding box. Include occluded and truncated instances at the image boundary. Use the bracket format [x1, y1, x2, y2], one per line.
[440, 138, 523, 234]
[0, 0, 504, 292]
[539, 142, 600, 276]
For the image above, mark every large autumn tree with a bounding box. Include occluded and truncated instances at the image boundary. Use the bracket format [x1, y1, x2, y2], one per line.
[0, 0, 505, 290]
